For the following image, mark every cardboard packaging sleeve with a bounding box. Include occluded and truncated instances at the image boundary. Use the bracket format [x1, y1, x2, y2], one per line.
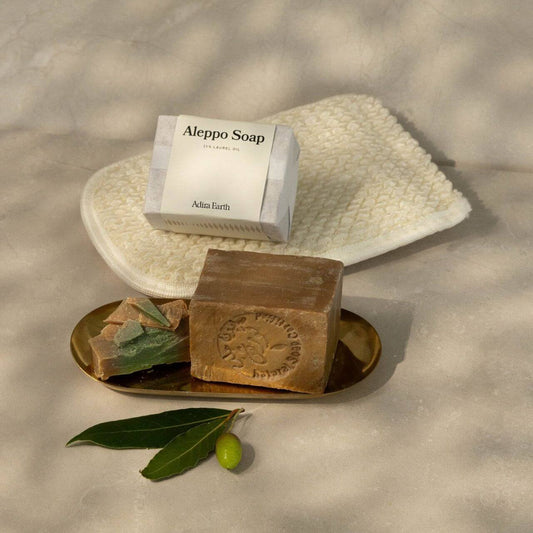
[144, 115, 300, 242]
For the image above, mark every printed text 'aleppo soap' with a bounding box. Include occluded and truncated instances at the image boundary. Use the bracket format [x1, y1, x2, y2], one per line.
[144, 115, 300, 242]
[189, 249, 344, 394]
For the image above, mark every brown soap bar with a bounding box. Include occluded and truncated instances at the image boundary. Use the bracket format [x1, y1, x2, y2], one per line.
[189, 249, 343, 394]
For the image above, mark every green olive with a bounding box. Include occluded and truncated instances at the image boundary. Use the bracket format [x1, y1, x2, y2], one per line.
[215, 432, 242, 470]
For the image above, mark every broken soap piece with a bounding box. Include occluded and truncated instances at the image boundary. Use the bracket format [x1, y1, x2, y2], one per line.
[89, 298, 190, 380]
[113, 319, 144, 347]
[90, 323, 190, 380]
[131, 298, 171, 327]
[189, 249, 343, 394]
[158, 299, 188, 323]
[104, 298, 186, 330]
[103, 298, 138, 324]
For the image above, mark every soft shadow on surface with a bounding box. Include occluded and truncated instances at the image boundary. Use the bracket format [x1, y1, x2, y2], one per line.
[5, 1, 532, 170]
[232, 442, 255, 473]
[318, 296, 414, 404]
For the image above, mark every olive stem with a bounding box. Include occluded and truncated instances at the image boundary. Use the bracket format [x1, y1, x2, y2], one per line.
[225, 408, 244, 432]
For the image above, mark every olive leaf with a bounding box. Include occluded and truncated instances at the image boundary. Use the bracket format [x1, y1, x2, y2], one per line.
[141, 409, 243, 481]
[66, 408, 232, 449]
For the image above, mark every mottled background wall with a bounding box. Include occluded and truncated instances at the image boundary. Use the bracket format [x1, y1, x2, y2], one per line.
[2, 0, 532, 171]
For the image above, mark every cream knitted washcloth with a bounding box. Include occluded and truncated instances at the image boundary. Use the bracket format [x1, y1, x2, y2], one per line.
[81, 94, 471, 298]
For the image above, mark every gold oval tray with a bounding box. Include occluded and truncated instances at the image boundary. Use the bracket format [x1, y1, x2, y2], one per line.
[70, 300, 381, 399]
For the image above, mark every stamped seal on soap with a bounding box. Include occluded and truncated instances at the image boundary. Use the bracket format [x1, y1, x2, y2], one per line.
[217, 312, 302, 380]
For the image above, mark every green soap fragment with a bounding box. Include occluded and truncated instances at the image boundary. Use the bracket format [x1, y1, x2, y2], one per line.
[118, 328, 180, 359]
[132, 298, 171, 327]
[92, 326, 190, 380]
[110, 328, 189, 376]
[113, 320, 145, 347]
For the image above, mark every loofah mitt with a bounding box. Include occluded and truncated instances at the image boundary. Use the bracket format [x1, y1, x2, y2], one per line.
[81, 94, 471, 298]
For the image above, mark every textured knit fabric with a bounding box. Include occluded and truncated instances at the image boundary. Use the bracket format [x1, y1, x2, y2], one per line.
[81, 94, 471, 298]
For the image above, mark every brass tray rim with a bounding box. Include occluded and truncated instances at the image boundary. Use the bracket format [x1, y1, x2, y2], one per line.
[70, 299, 381, 400]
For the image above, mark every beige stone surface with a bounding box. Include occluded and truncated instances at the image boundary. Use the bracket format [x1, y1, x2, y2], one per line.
[1, 2, 532, 532]
[2, 130, 531, 533]
[2, 1, 533, 170]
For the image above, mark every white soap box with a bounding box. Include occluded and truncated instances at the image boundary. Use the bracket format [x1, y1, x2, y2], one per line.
[144, 115, 300, 242]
